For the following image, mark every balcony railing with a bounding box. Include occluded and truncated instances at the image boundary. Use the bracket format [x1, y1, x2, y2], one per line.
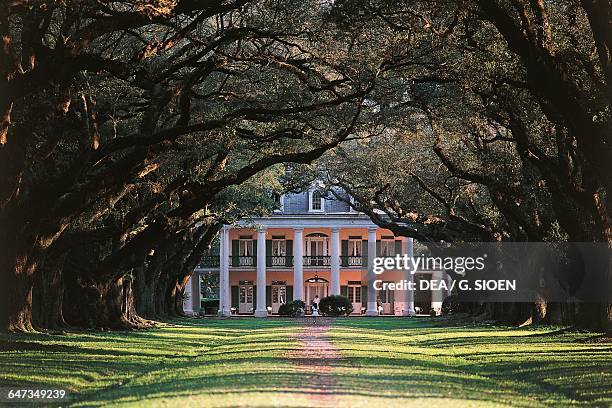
[267, 256, 293, 267]
[198, 256, 220, 268]
[303, 256, 331, 267]
[341, 256, 364, 267]
[232, 256, 256, 267]
[215, 255, 365, 268]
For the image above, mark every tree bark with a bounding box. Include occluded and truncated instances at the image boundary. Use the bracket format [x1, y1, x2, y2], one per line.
[32, 250, 68, 331]
[0, 219, 42, 332]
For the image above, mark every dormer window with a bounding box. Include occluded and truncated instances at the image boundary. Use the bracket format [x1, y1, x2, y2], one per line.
[312, 191, 323, 210]
[349, 195, 361, 213]
[309, 189, 324, 212]
[272, 192, 284, 212]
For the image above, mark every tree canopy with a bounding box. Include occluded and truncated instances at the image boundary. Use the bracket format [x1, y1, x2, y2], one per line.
[1, 0, 610, 332]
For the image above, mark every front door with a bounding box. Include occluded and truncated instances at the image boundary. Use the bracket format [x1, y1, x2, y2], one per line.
[378, 285, 394, 315]
[414, 273, 432, 314]
[271, 284, 286, 314]
[347, 285, 362, 314]
[238, 285, 254, 314]
[305, 283, 328, 311]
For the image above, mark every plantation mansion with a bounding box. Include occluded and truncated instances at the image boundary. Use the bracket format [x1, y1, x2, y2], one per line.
[184, 188, 447, 316]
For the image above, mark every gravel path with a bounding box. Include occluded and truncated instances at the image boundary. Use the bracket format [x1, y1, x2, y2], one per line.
[284, 319, 342, 406]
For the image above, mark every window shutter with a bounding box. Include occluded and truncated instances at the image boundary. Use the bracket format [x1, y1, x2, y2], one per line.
[340, 285, 348, 297]
[266, 285, 272, 307]
[376, 240, 381, 256]
[286, 286, 293, 303]
[231, 286, 239, 309]
[252, 286, 256, 314]
[362, 241, 368, 260]
[266, 240, 272, 267]
[285, 240, 293, 267]
[341, 240, 348, 267]
[231, 240, 239, 267]
[395, 240, 402, 256]
[253, 240, 257, 265]
[361, 286, 368, 312]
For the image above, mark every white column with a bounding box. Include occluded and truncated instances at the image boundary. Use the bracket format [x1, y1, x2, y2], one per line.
[192, 271, 201, 315]
[396, 237, 415, 316]
[219, 226, 231, 317]
[330, 227, 341, 295]
[254, 228, 268, 317]
[183, 275, 194, 315]
[365, 227, 378, 316]
[293, 227, 304, 301]
[431, 269, 444, 315]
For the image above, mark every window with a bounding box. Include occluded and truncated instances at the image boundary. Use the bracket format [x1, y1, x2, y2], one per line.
[271, 239, 286, 256]
[239, 285, 253, 303]
[309, 189, 324, 212]
[272, 192, 284, 212]
[349, 196, 363, 212]
[346, 237, 363, 266]
[239, 239, 253, 256]
[378, 287, 389, 303]
[380, 239, 395, 257]
[348, 286, 361, 303]
[272, 285, 286, 304]
[236, 238, 255, 266]
[348, 239, 362, 257]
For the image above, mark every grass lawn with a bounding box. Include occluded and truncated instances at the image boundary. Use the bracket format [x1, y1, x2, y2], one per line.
[0, 318, 610, 407]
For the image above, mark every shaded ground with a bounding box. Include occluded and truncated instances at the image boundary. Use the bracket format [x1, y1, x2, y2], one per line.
[0, 318, 610, 407]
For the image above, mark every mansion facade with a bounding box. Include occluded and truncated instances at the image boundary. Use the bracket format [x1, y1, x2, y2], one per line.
[184, 188, 447, 316]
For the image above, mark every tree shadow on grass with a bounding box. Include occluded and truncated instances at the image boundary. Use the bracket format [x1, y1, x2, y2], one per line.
[0, 324, 300, 406]
[339, 354, 610, 406]
[2, 318, 609, 407]
[0, 342, 82, 353]
[328, 320, 611, 406]
[415, 335, 608, 348]
[68, 359, 455, 405]
[58, 325, 608, 408]
[164, 317, 300, 329]
[329, 324, 604, 350]
[68, 355, 554, 408]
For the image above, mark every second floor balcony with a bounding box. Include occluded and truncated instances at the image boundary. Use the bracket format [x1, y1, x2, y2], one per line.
[198, 255, 365, 269]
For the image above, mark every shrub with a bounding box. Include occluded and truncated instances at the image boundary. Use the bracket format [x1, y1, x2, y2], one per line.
[441, 295, 479, 315]
[278, 300, 306, 317]
[201, 298, 219, 315]
[442, 295, 458, 315]
[319, 295, 353, 317]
